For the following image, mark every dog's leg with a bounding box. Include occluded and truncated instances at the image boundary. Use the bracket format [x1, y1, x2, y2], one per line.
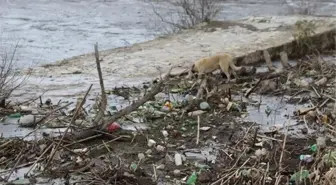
[231, 68, 239, 80]
[224, 71, 230, 83]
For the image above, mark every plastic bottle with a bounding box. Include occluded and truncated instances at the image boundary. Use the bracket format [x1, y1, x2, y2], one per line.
[7, 113, 21, 118]
[299, 155, 313, 163]
[186, 171, 197, 185]
[310, 144, 317, 152]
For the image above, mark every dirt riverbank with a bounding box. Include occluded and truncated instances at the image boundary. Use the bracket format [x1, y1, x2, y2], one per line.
[13, 15, 336, 102]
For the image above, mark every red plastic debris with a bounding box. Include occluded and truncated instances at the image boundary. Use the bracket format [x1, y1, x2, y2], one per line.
[107, 122, 121, 132]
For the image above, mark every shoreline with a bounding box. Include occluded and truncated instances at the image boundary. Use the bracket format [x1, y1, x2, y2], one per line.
[14, 15, 336, 101]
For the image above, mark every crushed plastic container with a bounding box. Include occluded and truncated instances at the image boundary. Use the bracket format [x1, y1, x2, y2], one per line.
[186, 171, 197, 185]
[7, 113, 21, 118]
[299, 155, 313, 163]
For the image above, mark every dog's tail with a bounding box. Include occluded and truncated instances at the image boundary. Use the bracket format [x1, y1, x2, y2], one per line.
[229, 58, 242, 71]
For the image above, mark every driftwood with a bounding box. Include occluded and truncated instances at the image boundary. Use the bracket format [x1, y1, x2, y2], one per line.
[93, 43, 107, 125]
[244, 77, 263, 98]
[44, 84, 93, 171]
[65, 68, 174, 141]
[35, 102, 74, 125]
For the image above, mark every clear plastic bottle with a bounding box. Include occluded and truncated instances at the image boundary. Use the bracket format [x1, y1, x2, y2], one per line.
[299, 155, 313, 163]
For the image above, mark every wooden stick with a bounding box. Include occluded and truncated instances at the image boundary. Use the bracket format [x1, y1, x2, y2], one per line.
[153, 164, 157, 181]
[278, 119, 289, 171]
[196, 115, 200, 145]
[5, 150, 23, 181]
[63, 67, 174, 141]
[93, 43, 107, 125]
[44, 84, 93, 171]
[35, 102, 74, 125]
[25, 143, 53, 176]
[99, 68, 173, 130]
[244, 77, 263, 98]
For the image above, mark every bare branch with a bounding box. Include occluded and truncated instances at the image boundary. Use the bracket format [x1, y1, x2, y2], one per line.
[146, 0, 223, 33]
[0, 39, 30, 107]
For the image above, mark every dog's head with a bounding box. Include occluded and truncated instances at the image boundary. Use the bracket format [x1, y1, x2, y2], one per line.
[191, 64, 197, 73]
[187, 64, 198, 78]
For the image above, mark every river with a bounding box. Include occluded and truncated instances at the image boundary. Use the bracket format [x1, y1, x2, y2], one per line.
[0, 0, 335, 68]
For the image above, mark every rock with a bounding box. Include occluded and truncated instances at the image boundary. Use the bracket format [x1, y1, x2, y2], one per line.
[306, 70, 318, 76]
[218, 104, 226, 108]
[156, 145, 165, 152]
[294, 78, 310, 87]
[259, 80, 277, 94]
[173, 169, 181, 176]
[184, 94, 194, 104]
[162, 130, 169, 137]
[165, 154, 174, 163]
[39, 144, 47, 151]
[174, 153, 183, 166]
[223, 98, 230, 104]
[200, 101, 210, 110]
[331, 138, 336, 143]
[153, 110, 166, 116]
[314, 77, 327, 86]
[145, 149, 152, 154]
[155, 92, 167, 101]
[198, 171, 213, 183]
[301, 127, 308, 134]
[19, 105, 33, 112]
[169, 68, 188, 76]
[138, 153, 145, 160]
[0, 156, 7, 162]
[166, 125, 174, 129]
[73, 148, 88, 153]
[226, 102, 233, 111]
[156, 164, 165, 170]
[45, 98, 52, 106]
[188, 110, 206, 117]
[72, 70, 82, 74]
[75, 119, 84, 125]
[167, 143, 177, 148]
[147, 139, 156, 147]
[18, 114, 36, 127]
[200, 126, 211, 131]
[316, 137, 326, 149]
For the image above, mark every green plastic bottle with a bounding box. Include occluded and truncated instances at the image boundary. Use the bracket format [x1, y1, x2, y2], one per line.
[310, 144, 317, 152]
[186, 171, 197, 185]
[7, 113, 21, 118]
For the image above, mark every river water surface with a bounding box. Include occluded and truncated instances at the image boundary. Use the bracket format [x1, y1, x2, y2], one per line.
[0, 0, 335, 68]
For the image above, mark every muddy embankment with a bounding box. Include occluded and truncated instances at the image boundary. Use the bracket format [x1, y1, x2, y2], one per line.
[15, 16, 336, 101]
